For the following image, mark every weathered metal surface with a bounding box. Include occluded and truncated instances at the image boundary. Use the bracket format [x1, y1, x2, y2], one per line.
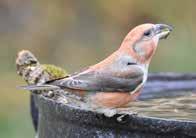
[36, 95, 196, 138]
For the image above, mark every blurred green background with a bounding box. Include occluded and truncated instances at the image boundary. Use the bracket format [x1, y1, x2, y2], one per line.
[1, 0, 196, 137]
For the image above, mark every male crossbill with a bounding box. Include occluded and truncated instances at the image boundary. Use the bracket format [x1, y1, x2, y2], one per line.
[22, 23, 172, 108]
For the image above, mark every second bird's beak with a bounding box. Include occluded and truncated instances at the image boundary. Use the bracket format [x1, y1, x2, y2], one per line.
[154, 24, 173, 39]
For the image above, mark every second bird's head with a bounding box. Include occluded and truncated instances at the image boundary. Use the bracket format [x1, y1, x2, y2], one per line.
[119, 23, 173, 64]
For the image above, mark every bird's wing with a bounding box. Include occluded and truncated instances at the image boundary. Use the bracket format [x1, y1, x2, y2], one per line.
[49, 66, 144, 92]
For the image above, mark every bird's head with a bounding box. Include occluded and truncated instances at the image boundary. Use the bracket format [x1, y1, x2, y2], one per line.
[119, 23, 173, 65]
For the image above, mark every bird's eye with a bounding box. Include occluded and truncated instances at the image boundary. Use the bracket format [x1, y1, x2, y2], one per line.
[127, 62, 137, 66]
[143, 30, 151, 37]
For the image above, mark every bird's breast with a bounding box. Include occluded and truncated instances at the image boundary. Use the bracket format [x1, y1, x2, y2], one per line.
[88, 90, 141, 108]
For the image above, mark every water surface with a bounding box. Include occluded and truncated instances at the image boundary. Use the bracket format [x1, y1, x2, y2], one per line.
[61, 90, 196, 121]
[129, 92, 196, 121]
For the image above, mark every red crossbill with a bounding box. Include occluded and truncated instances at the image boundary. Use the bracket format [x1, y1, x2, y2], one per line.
[22, 23, 172, 108]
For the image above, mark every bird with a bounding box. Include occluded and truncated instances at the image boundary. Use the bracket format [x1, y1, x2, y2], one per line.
[21, 23, 173, 108]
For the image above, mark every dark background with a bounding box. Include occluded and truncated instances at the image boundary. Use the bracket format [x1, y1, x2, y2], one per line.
[1, 0, 195, 137]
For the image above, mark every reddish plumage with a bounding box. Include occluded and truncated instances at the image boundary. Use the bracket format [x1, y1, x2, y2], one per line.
[23, 23, 172, 108]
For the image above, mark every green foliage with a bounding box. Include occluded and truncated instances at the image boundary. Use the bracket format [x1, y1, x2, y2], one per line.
[42, 64, 68, 79]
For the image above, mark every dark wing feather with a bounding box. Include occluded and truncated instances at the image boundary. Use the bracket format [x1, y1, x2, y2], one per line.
[48, 67, 144, 92]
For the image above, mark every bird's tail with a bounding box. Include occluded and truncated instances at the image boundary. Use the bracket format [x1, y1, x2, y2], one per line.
[18, 84, 60, 91]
